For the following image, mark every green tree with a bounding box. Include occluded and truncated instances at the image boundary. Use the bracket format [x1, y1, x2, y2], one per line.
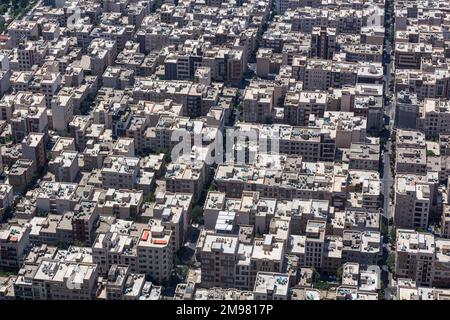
[207, 183, 216, 192]
[191, 205, 203, 224]
[311, 267, 320, 283]
[73, 240, 85, 247]
[145, 192, 156, 203]
[336, 266, 344, 282]
[389, 226, 397, 245]
[387, 253, 396, 273]
[264, 116, 273, 124]
[0, 269, 15, 277]
[378, 282, 385, 300]
[426, 150, 436, 157]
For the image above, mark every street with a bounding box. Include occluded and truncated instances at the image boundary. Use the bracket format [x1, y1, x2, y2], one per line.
[381, 0, 395, 222]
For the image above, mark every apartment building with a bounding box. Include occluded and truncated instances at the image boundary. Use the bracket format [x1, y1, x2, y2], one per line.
[283, 91, 328, 126]
[417, 99, 450, 139]
[396, 230, 436, 287]
[253, 272, 289, 300]
[0, 184, 14, 219]
[8, 159, 35, 194]
[103, 264, 150, 300]
[35, 181, 78, 214]
[96, 188, 143, 220]
[395, 147, 427, 175]
[21, 133, 46, 171]
[394, 175, 431, 229]
[242, 86, 274, 123]
[0, 224, 31, 268]
[92, 232, 139, 276]
[303, 220, 326, 268]
[165, 160, 207, 202]
[101, 156, 139, 190]
[198, 233, 239, 289]
[31, 259, 98, 300]
[250, 235, 284, 286]
[150, 192, 193, 250]
[11, 107, 48, 143]
[346, 142, 380, 171]
[51, 94, 74, 132]
[48, 151, 80, 182]
[341, 230, 381, 266]
[136, 226, 173, 283]
[72, 201, 100, 245]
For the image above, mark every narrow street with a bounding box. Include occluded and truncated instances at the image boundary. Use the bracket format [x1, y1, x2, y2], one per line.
[381, 0, 395, 222]
[380, 0, 395, 298]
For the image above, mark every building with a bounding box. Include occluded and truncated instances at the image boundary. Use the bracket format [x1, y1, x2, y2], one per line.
[253, 272, 289, 300]
[0, 224, 31, 268]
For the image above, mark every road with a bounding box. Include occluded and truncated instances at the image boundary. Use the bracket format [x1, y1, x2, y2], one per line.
[378, 0, 396, 297]
[381, 0, 395, 222]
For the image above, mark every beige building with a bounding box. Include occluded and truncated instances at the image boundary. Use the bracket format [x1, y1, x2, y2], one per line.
[150, 192, 193, 251]
[0, 224, 31, 268]
[48, 151, 79, 182]
[22, 133, 46, 171]
[96, 189, 143, 220]
[197, 233, 239, 289]
[304, 220, 326, 268]
[441, 204, 450, 239]
[11, 106, 48, 143]
[253, 272, 289, 300]
[165, 160, 207, 202]
[346, 142, 380, 171]
[101, 156, 139, 190]
[417, 99, 450, 139]
[394, 175, 431, 229]
[396, 230, 435, 287]
[283, 91, 328, 126]
[136, 225, 173, 283]
[242, 86, 274, 123]
[8, 159, 35, 194]
[395, 147, 427, 175]
[51, 94, 74, 132]
[36, 181, 79, 214]
[0, 184, 14, 219]
[31, 259, 98, 300]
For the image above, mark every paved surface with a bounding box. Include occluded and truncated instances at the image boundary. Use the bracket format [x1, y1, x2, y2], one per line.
[381, 0, 394, 221]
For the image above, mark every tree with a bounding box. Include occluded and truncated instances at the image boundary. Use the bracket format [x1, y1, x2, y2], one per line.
[145, 192, 156, 203]
[174, 265, 188, 280]
[191, 205, 203, 224]
[389, 226, 396, 246]
[381, 220, 389, 244]
[73, 240, 85, 247]
[0, 269, 15, 277]
[387, 253, 396, 274]
[312, 267, 320, 283]
[336, 266, 344, 282]
[378, 282, 386, 300]
[426, 150, 436, 157]
[156, 148, 171, 163]
[314, 281, 331, 291]
[207, 183, 216, 192]
[36, 210, 48, 218]
[264, 116, 273, 125]
[311, 267, 332, 291]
